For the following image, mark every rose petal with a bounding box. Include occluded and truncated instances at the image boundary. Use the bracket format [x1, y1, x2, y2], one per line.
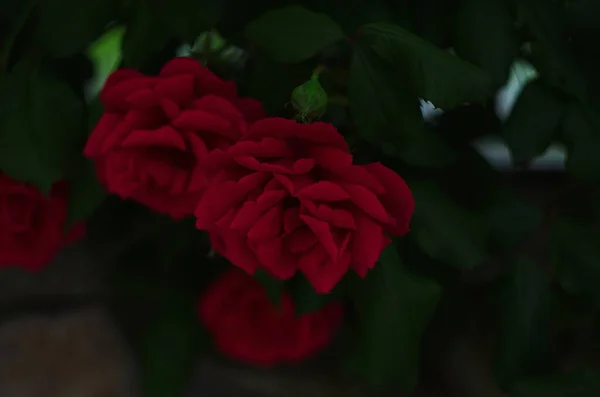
[350, 213, 385, 277]
[308, 146, 352, 169]
[233, 97, 266, 123]
[328, 165, 385, 194]
[195, 172, 269, 229]
[299, 215, 338, 260]
[101, 75, 156, 111]
[159, 57, 203, 78]
[121, 125, 187, 150]
[341, 183, 391, 224]
[84, 113, 122, 157]
[173, 109, 240, 140]
[286, 228, 318, 253]
[299, 248, 351, 294]
[228, 138, 293, 158]
[190, 95, 246, 128]
[230, 190, 286, 230]
[127, 88, 160, 109]
[247, 205, 283, 240]
[295, 181, 350, 201]
[254, 238, 284, 275]
[362, 162, 415, 236]
[211, 229, 260, 274]
[154, 73, 196, 106]
[159, 98, 180, 120]
[246, 118, 349, 150]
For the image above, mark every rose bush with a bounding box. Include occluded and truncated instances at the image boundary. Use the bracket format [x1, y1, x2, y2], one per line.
[0, 174, 85, 270]
[199, 268, 343, 366]
[84, 58, 264, 219]
[195, 118, 414, 293]
[6, 1, 600, 394]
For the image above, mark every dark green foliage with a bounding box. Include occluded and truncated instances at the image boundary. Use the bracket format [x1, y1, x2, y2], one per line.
[2, 0, 600, 395]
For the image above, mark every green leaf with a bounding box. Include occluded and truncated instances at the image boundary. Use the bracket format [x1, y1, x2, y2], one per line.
[0, 0, 36, 72]
[245, 6, 345, 63]
[243, 55, 314, 116]
[510, 371, 600, 397]
[561, 102, 600, 182]
[311, 0, 398, 36]
[65, 159, 106, 226]
[549, 216, 600, 307]
[147, 0, 223, 41]
[410, 181, 488, 269]
[86, 26, 125, 99]
[502, 80, 565, 163]
[358, 23, 494, 110]
[494, 257, 556, 387]
[484, 189, 544, 251]
[291, 274, 339, 316]
[122, 5, 172, 69]
[348, 42, 424, 146]
[346, 243, 441, 390]
[398, 128, 457, 167]
[35, 0, 119, 56]
[413, 0, 458, 48]
[140, 290, 206, 397]
[254, 269, 285, 307]
[518, 0, 587, 99]
[87, 97, 104, 131]
[454, 0, 518, 86]
[0, 62, 86, 193]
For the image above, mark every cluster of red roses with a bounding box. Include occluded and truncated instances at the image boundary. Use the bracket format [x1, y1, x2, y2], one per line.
[0, 58, 414, 366]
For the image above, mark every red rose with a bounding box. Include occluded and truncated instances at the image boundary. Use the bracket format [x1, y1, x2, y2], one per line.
[0, 174, 85, 271]
[195, 118, 414, 293]
[199, 269, 343, 366]
[84, 57, 264, 219]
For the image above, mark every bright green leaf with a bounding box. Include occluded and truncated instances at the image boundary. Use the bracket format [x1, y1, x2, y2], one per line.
[494, 257, 556, 387]
[346, 243, 441, 390]
[35, 0, 119, 56]
[0, 62, 86, 193]
[245, 6, 345, 63]
[454, 0, 518, 86]
[410, 181, 488, 269]
[503, 80, 564, 163]
[358, 23, 494, 110]
[549, 216, 600, 307]
[147, 0, 223, 41]
[510, 371, 600, 397]
[86, 26, 125, 100]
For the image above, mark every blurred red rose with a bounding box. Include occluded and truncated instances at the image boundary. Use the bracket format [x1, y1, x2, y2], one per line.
[0, 175, 85, 271]
[195, 118, 414, 293]
[199, 269, 343, 366]
[84, 57, 264, 219]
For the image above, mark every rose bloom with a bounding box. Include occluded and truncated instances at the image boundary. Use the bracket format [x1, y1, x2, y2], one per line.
[199, 269, 343, 366]
[195, 118, 414, 293]
[0, 174, 85, 270]
[84, 57, 264, 219]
